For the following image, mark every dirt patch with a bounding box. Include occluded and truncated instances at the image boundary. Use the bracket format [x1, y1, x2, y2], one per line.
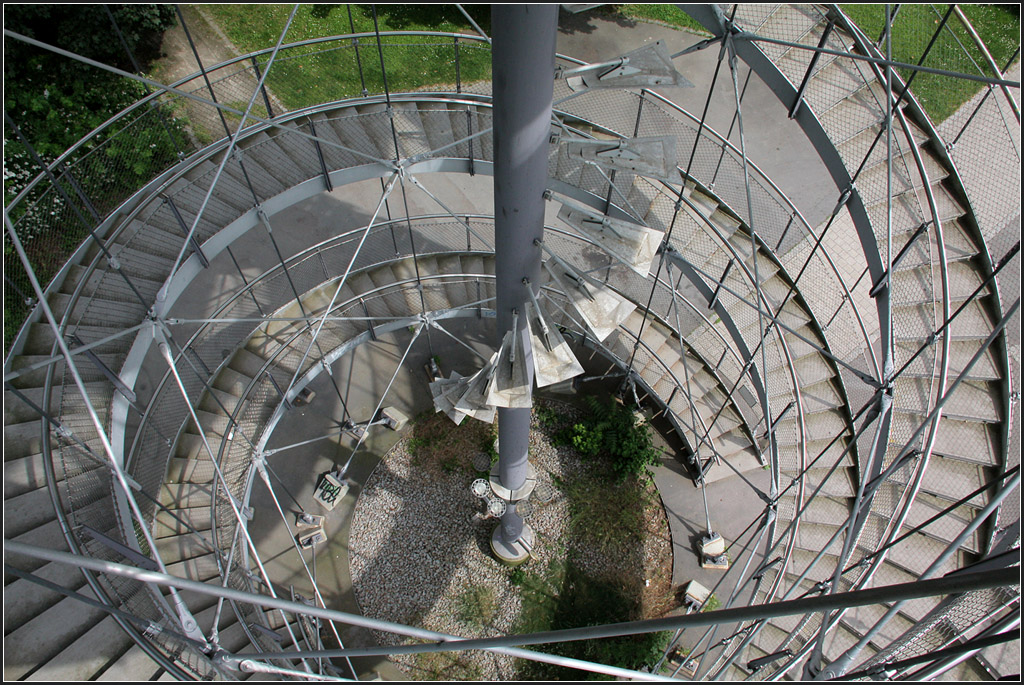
[149, 6, 285, 145]
[151, 6, 242, 88]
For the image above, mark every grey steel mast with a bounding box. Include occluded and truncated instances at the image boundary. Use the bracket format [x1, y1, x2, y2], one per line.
[490, 4, 558, 563]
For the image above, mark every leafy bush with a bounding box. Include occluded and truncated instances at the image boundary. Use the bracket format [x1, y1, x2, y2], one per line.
[557, 395, 662, 480]
[4, 5, 185, 351]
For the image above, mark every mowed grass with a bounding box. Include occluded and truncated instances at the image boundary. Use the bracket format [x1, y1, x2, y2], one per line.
[198, 4, 492, 109]
[199, 4, 1017, 121]
[840, 4, 1020, 121]
[615, 4, 711, 35]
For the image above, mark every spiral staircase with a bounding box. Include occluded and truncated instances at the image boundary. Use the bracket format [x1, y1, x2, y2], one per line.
[4, 4, 1020, 681]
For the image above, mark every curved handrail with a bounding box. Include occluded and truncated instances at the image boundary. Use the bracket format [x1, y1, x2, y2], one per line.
[638, 88, 881, 380]
[5, 31, 494, 211]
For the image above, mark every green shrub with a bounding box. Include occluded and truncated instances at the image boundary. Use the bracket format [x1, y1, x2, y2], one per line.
[557, 396, 661, 480]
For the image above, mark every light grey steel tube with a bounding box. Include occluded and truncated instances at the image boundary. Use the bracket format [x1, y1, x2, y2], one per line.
[6, 540, 1016, 666]
[492, 4, 558, 544]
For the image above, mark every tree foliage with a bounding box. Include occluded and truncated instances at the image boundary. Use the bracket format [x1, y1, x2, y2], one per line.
[5, 5, 176, 159]
[4, 5, 180, 351]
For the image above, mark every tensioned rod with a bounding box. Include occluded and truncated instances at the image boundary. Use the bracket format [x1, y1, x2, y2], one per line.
[176, 4, 231, 137]
[741, 298, 1019, 678]
[3, 212, 206, 646]
[859, 628, 1022, 681]
[726, 29, 771, 446]
[428, 318, 491, 362]
[397, 176, 435, 358]
[262, 426, 361, 457]
[952, 5, 1021, 123]
[843, 464, 1020, 575]
[162, 5, 299, 301]
[226, 244, 266, 316]
[107, 5, 183, 154]
[7, 540, 1013, 668]
[624, 8, 732, 379]
[704, 390, 889, 676]
[2, 541, 675, 682]
[737, 31, 1020, 87]
[951, 46, 1020, 147]
[454, 4, 490, 43]
[406, 174, 495, 249]
[253, 462, 355, 676]
[279, 172, 399, 404]
[401, 121, 494, 167]
[156, 334, 312, 671]
[346, 6, 368, 96]
[339, 323, 423, 475]
[692, 511, 774, 679]
[164, 315, 425, 325]
[666, 260, 714, 531]
[897, 612, 1021, 681]
[810, 13, 896, 661]
[236, 660, 349, 681]
[818, 468, 1022, 679]
[5, 562, 209, 653]
[713, 67, 753, 185]
[257, 211, 354, 416]
[249, 568, 1020, 661]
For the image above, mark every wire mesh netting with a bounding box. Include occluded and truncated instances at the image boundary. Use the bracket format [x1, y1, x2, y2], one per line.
[3, 7, 1020, 681]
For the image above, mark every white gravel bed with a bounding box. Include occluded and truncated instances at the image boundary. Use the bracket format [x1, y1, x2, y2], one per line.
[348, 403, 671, 680]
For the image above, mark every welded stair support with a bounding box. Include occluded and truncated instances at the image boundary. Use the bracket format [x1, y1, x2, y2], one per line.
[489, 4, 557, 565]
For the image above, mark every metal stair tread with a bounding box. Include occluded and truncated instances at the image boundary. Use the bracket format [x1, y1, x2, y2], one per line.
[239, 130, 312, 190]
[892, 299, 994, 343]
[95, 643, 164, 681]
[181, 159, 258, 214]
[854, 148, 950, 205]
[893, 376, 999, 423]
[23, 612, 137, 682]
[801, 466, 857, 497]
[889, 259, 987, 306]
[894, 339, 999, 381]
[918, 455, 990, 509]
[3, 588, 110, 681]
[836, 112, 931, 168]
[4, 558, 89, 632]
[306, 110, 366, 171]
[154, 504, 214, 538]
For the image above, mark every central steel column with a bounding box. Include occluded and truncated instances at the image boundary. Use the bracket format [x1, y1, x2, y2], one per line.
[490, 4, 558, 564]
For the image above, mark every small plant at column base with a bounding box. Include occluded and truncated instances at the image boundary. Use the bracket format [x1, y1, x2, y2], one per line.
[509, 566, 527, 586]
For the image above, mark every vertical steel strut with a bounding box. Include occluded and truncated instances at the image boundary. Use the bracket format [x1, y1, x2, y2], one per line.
[490, 4, 558, 560]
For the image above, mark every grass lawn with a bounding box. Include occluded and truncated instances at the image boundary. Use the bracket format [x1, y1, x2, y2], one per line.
[198, 4, 1016, 122]
[613, 4, 712, 35]
[198, 4, 492, 109]
[839, 4, 1020, 121]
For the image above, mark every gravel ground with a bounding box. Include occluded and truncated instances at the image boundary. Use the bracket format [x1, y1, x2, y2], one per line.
[349, 400, 674, 680]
